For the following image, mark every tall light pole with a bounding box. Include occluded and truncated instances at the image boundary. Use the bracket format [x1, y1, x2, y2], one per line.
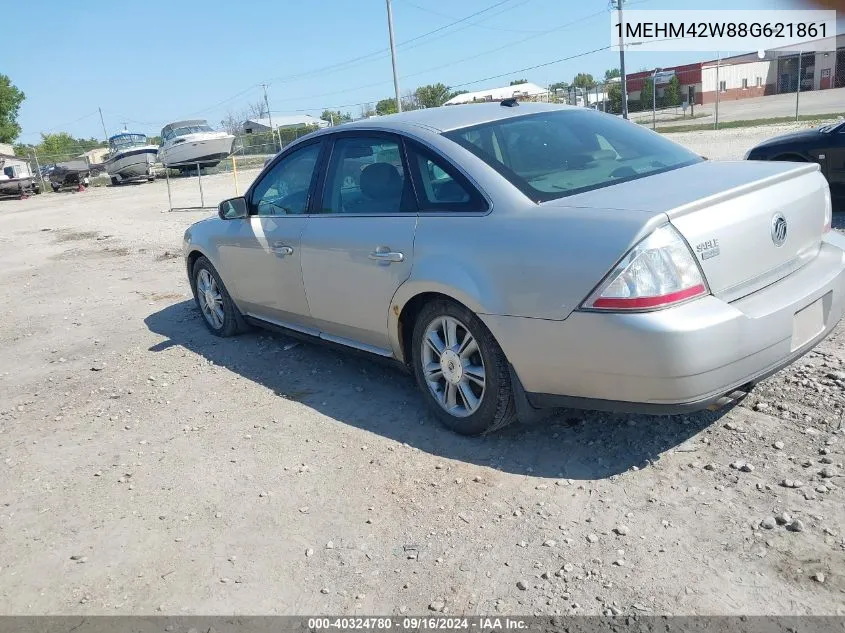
[386, 0, 402, 112]
[612, 0, 629, 119]
[261, 83, 278, 151]
[98, 107, 109, 142]
[652, 68, 662, 130]
[795, 50, 803, 122]
[714, 52, 721, 130]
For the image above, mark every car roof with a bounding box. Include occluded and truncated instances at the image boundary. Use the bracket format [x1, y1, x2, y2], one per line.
[332, 101, 577, 134]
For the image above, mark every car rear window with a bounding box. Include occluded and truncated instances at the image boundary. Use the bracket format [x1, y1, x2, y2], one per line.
[444, 109, 703, 202]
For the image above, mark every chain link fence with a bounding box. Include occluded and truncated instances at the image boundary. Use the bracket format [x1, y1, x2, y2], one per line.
[549, 43, 844, 132]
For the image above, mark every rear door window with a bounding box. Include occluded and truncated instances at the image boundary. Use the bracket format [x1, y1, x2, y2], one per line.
[320, 136, 415, 214]
[406, 142, 487, 212]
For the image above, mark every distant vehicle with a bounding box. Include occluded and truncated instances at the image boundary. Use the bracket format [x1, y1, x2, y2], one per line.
[182, 102, 844, 436]
[745, 119, 845, 209]
[105, 130, 158, 185]
[48, 159, 90, 192]
[157, 119, 235, 171]
[0, 161, 41, 198]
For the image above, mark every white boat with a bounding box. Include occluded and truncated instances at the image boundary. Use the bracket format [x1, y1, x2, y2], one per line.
[157, 120, 234, 170]
[105, 131, 158, 185]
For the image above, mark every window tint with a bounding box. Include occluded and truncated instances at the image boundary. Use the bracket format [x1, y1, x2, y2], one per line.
[444, 110, 702, 202]
[251, 143, 320, 216]
[407, 143, 487, 212]
[321, 136, 414, 214]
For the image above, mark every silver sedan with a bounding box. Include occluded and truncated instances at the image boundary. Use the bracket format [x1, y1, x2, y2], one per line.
[183, 102, 845, 435]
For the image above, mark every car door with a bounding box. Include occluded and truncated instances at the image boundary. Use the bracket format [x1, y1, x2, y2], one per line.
[214, 141, 323, 332]
[299, 132, 418, 354]
[826, 126, 845, 209]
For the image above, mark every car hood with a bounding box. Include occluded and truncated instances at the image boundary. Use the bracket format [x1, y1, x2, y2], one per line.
[754, 126, 826, 148]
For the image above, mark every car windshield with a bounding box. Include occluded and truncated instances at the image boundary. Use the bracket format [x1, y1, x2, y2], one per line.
[819, 121, 845, 133]
[173, 124, 213, 136]
[110, 134, 148, 150]
[444, 109, 703, 202]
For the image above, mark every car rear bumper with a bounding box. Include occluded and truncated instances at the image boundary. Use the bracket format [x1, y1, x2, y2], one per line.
[481, 232, 845, 414]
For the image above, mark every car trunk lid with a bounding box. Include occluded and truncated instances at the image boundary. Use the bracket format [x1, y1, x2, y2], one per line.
[555, 160, 830, 302]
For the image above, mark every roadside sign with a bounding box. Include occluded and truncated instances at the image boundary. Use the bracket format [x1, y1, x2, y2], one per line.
[654, 70, 676, 85]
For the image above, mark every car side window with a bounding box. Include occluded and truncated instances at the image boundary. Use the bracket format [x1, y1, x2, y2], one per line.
[407, 142, 488, 213]
[250, 143, 321, 216]
[320, 136, 415, 214]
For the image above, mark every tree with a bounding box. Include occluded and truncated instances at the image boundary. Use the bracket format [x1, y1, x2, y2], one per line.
[246, 99, 268, 119]
[401, 89, 419, 112]
[607, 82, 623, 114]
[0, 74, 25, 143]
[604, 68, 621, 82]
[414, 83, 452, 109]
[549, 81, 568, 92]
[16, 132, 107, 163]
[509, 78, 528, 86]
[220, 110, 241, 135]
[663, 75, 682, 107]
[375, 98, 398, 116]
[320, 109, 352, 125]
[359, 103, 375, 119]
[639, 77, 654, 112]
[572, 73, 595, 90]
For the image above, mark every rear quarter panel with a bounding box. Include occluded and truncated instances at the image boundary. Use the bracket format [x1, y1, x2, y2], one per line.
[391, 204, 666, 327]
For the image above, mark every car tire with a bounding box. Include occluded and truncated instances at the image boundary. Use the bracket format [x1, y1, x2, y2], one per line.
[191, 256, 248, 337]
[411, 299, 516, 436]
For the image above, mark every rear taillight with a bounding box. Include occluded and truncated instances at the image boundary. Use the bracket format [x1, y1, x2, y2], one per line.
[823, 187, 832, 234]
[582, 224, 709, 312]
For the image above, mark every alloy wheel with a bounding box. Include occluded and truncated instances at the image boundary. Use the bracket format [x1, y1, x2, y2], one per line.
[196, 268, 225, 329]
[420, 316, 486, 417]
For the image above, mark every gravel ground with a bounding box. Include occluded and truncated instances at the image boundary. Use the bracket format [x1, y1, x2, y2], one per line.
[664, 118, 841, 161]
[1, 130, 844, 616]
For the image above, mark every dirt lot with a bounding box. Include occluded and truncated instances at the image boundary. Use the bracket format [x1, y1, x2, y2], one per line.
[1, 126, 844, 616]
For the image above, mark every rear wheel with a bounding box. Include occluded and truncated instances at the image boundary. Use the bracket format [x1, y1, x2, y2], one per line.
[411, 300, 516, 435]
[110, 176, 119, 186]
[191, 256, 248, 337]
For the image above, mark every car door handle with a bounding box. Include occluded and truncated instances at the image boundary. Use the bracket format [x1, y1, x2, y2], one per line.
[270, 242, 294, 257]
[369, 248, 404, 263]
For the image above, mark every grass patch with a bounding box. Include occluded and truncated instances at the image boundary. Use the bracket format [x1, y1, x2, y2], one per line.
[656, 112, 845, 133]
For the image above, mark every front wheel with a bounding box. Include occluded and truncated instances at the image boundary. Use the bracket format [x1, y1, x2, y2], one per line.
[411, 300, 516, 436]
[191, 256, 248, 337]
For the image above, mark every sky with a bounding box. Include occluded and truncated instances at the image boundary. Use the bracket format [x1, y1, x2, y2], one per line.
[4, 0, 838, 142]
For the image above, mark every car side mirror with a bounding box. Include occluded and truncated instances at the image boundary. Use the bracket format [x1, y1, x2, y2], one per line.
[218, 196, 248, 220]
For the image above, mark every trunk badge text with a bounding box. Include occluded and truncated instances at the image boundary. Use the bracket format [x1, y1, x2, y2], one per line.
[696, 238, 720, 261]
[771, 214, 788, 247]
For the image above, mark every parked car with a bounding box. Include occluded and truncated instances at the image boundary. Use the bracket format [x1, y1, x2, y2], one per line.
[183, 102, 845, 435]
[745, 119, 845, 210]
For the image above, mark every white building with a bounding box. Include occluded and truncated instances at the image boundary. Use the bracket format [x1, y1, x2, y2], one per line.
[444, 82, 549, 106]
[242, 115, 328, 134]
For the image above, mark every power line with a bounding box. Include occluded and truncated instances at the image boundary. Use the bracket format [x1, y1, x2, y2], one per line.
[398, 0, 550, 34]
[270, 43, 612, 113]
[266, 9, 607, 108]
[263, 0, 521, 86]
[447, 45, 613, 90]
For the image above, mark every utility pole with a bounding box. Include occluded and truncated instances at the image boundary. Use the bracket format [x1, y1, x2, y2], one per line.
[795, 50, 802, 122]
[30, 149, 46, 193]
[714, 52, 721, 130]
[386, 0, 402, 113]
[261, 83, 277, 152]
[612, 0, 629, 119]
[652, 68, 660, 130]
[98, 107, 109, 141]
